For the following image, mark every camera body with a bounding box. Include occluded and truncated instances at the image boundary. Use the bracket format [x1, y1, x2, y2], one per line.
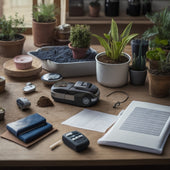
[51, 81, 100, 107]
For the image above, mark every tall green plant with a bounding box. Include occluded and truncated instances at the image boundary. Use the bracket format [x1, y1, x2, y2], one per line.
[131, 40, 146, 71]
[33, 3, 58, 22]
[0, 13, 25, 41]
[93, 19, 138, 61]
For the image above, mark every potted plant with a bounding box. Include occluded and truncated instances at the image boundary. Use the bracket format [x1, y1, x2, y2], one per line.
[68, 24, 91, 59]
[143, 8, 170, 97]
[146, 48, 170, 97]
[93, 19, 138, 87]
[0, 13, 25, 58]
[142, 8, 170, 50]
[89, 0, 101, 17]
[129, 40, 147, 85]
[32, 3, 58, 47]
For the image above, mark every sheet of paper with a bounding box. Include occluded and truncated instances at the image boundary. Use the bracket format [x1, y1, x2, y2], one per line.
[62, 109, 118, 133]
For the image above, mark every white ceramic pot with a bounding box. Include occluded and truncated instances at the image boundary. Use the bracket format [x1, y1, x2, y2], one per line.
[95, 52, 131, 87]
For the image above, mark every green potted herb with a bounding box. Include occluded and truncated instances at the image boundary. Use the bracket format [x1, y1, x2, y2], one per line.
[129, 40, 147, 85]
[0, 13, 25, 58]
[146, 48, 170, 97]
[142, 8, 170, 50]
[68, 24, 91, 59]
[143, 8, 170, 97]
[93, 19, 138, 87]
[89, 0, 101, 17]
[32, 3, 58, 47]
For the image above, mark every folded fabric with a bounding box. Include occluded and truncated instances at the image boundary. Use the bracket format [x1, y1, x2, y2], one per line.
[6, 113, 53, 143]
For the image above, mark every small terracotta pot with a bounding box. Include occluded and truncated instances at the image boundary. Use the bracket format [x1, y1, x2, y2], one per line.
[148, 71, 170, 98]
[32, 20, 56, 47]
[0, 34, 25, 58]
[14, 55, 33, 70]
[68, 43, 88, 59]
[89, 5, 100, 17]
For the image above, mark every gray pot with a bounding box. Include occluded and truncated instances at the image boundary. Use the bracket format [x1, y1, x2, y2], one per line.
[129, 68, 147, 85]
[95, 52, 131, 87]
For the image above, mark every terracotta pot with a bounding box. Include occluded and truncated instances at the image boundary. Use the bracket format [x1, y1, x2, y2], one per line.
[148, 59, 161, 70]
[89, 5, 100, 17]
[32, 20, 56, 47]
[148, 71, 170, 98]
[68, 43, 88, 59]
[0, 34, 25, 58]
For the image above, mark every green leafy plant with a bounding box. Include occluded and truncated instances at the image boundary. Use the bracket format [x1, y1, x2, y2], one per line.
[131, 40, 146, 71]
[146, 47, 170, 73]
[0, 13, 25, 41]
[69, 24, 91, 48]
[142, 8, 170, 48]
[33, 3, 58, 22]
[146, 47, 166, 61]
[93, 19, 138, 61]
[89, 0, 100, 7]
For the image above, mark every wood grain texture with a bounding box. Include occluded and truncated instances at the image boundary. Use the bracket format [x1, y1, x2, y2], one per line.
[0, 35, 170, 167]
[3, 57, 42, 77]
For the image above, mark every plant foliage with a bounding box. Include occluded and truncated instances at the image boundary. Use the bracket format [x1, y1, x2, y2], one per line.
[131, 40, 146, 71]
[0, 13, 25, 41]
[146, 47, 170, 73]
[89, 0, 100, 7]
[93, 19, 138, 61]
[69, 24, 91, 48]
[33, 3, 58, 22]
[142, 8, 170, 48]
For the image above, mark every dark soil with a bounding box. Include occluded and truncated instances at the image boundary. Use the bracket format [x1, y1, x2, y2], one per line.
[98, 55, 129, 64]
[37, 96, 54, 107]
[0, 34, 24, 41]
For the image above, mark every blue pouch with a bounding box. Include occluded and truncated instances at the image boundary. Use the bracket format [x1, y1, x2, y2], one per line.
[6, 113, 52, 143]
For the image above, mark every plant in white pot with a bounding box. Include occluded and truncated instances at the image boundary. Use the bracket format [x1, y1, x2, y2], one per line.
[93, 19, 138, 87]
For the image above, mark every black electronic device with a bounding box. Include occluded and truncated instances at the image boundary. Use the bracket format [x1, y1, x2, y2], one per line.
[62, 131, 90, 152]
[51, 81, 100, 107]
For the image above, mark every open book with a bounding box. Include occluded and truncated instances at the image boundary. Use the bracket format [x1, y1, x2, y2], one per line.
[98, 101, 170, 154]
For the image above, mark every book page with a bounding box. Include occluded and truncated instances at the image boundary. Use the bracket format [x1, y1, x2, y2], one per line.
[120, 107, 170, 136]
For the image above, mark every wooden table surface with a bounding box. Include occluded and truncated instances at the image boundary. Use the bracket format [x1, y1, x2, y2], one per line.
[0, 35, 170, 167]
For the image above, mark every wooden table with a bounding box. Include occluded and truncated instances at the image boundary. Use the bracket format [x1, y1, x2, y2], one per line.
[0, 36, 170, 168]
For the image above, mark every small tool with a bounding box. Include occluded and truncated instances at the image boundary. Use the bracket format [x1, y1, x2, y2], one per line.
[23, 82, 36, 94]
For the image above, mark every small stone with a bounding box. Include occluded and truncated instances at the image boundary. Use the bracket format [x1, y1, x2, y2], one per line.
[37, 96, 54, 107]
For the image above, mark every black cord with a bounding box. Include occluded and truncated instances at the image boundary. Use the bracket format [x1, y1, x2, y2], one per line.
[106, 91, 129, 108]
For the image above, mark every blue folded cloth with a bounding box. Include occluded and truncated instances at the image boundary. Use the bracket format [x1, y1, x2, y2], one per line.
[6, 113, 52, 143]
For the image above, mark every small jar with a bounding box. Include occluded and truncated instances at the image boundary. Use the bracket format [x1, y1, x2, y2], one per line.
[0, 107, 5, 121]
[14, 55, 33, 70]
[56, 24, 70, 40]
[127, 0, 141, 16]
[105, 0, 119, 17]
[0, 76, 5, 94]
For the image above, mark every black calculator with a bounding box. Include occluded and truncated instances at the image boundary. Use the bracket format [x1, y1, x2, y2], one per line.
[62, 131, 90, 152]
